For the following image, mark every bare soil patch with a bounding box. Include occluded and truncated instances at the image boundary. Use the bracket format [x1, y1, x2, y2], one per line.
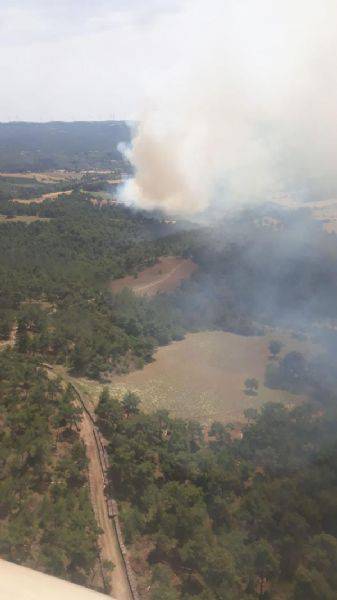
[110, 256, 197, 297]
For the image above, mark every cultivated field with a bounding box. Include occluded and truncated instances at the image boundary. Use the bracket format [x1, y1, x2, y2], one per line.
[107, 330, 314, 424]
[110, 256, 197, 297]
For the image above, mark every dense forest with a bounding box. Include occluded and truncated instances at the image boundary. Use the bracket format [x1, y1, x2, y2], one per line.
[2, 190, 337, 380]
[0, 191, 187, 377]
[96, 387, 337, 599]
[0, 351, 102, 589]
[0, 121, 131, 171]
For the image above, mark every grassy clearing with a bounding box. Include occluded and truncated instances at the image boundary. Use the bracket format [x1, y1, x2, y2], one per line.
[13, 190, 73, 204]
[108, 330, 316, 424]
[110, 256, 197, 297]
[68, 329, 316, 425]
[0, 171, 82, 183]
[0, 215, 50, 223]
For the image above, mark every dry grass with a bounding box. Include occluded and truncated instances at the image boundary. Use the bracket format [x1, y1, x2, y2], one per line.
[107, 330, 315, 424]
[0, 170, 122, 183]
[0, 215, 49, 223]
[13, 190, 73, 205]
[0, 171, 78, 183]
[110, 256, 198, 297]
[65, 329, 316, 426]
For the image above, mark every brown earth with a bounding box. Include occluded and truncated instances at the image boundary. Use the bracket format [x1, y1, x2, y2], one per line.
[79, 401, 132, 600]
[110, 256, 197, 297]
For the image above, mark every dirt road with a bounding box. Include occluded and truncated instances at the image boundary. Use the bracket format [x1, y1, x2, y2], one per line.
[46, 367, 133, 600]
[79, 408, 133, 600]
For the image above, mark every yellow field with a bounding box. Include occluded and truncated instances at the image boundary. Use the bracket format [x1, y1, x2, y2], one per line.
[13, 190, 73, 204]
[65, 329, 315, 426]
[107, 330, 314, 424]
[1, 170, 122, 180]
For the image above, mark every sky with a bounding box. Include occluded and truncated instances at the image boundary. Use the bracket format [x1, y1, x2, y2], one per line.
[0, 0, 184, 121]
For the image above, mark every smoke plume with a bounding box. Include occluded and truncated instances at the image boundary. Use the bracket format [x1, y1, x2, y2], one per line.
[120, 0, 337, 214]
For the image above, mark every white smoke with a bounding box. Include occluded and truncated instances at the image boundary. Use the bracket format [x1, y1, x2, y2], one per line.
[119, 0, 337, 214]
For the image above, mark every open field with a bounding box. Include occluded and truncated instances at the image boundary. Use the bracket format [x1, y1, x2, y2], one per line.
[108, 330, 315, 424]
[0, 214, 49, 223]
[13, 189, 73, 204]
[65, 330, 315, 426]
[0, 170, 123, 184]
[0, 170, 82, 182]
[110, 256, 197, 297]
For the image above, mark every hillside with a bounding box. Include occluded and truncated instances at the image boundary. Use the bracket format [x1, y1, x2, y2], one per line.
[1, 172, 337, 598]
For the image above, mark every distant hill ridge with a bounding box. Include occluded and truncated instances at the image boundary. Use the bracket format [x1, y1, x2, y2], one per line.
[0, 121, 132, 171]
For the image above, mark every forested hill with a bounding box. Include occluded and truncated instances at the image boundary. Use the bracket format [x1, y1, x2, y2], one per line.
[0, 121, 131, 171]
[2, 174, 337, 597]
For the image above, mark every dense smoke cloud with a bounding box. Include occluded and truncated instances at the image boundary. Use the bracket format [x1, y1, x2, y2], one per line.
[120, 0, 337, 214]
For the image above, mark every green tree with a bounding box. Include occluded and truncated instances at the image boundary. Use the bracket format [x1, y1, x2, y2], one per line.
[253, 540, 279, 598]
[15, 319, 29, 353]
[268, 339, 282, 359]
[121, 391, 141, 417]
[244, 378, 259, 396]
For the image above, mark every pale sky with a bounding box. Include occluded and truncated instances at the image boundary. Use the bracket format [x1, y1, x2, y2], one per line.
[0, 0, 184, 121]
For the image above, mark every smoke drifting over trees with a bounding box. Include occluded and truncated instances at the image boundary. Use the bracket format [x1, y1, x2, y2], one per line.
[121, 0, 337, 214]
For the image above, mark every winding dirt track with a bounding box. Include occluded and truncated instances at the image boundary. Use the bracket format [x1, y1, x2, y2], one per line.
[79, 409, 133, 600]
